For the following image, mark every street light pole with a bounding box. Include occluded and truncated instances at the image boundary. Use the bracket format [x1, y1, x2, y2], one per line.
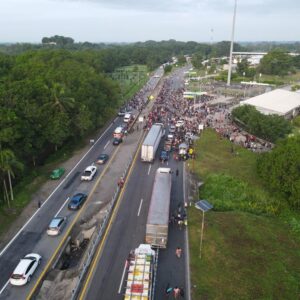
[199, 210, 205, 258]
[227, 0, 238, 86]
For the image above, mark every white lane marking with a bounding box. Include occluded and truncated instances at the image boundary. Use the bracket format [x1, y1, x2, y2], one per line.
[0, 122, 114, 257]
[137, 199, 143, 217]
[114, 117, 119, 122]
[0, 280, 9, 295]
[147, 164, 152, 175]
[104, 140, 110, 149]
[54, 197, 69, 218]
[118, 261, 128, 294]
[183, 162, 191, 300]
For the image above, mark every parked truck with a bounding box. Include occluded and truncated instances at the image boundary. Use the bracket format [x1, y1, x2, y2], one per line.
[145, 168, 172, 248]
[124, 244, 157, 300]
[141, 123, 164, 162]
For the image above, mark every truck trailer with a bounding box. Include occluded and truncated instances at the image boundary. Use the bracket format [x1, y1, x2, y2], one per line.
[145, 168, 172, 248]
[141, 124, 164, 162]
[124, 244, 157, 300]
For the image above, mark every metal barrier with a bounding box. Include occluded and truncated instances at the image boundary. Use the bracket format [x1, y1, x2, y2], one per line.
[70, 154, 133, 300]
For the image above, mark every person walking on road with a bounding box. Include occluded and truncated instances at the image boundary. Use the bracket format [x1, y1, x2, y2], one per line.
[165, 283, 173, 298]
[176, 169, 179, 176]
[175, 247, 182, 258]
[173, 287, 180, 299]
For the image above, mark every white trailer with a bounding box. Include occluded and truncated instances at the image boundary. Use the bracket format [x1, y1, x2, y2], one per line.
[141, 124, 164, 162]
[146, 168, 172, 248]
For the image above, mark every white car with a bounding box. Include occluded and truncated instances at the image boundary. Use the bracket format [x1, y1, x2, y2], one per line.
[175, 120, 185, 128]
[169, 125, 176, 133]
[10, 253, 42, 286]
[81, 165, 97, 181]
[47, 216, 67, 236]
[123, 113, 132, 123]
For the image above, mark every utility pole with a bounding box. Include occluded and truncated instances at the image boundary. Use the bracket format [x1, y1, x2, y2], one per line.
[227, 0, 238, 86]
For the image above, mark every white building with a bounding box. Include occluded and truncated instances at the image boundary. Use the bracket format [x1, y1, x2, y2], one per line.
[240, 89, 300, 119]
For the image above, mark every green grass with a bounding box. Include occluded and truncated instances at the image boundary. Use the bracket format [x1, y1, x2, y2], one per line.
[188, 129, 300, 299]
[189, 210, 300, 300]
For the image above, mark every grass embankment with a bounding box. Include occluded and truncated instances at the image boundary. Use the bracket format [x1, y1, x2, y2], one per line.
[0, 66, 149, 239]
[189, 129, 300, 299]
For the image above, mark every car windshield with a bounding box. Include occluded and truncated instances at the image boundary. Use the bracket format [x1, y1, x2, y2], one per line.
[100, 155, 106, 159]
[11, 274, 23, 279]
[84, 170, 92, 176]
[49, 218, 62, 228]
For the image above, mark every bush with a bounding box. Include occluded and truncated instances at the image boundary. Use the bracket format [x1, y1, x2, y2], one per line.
[200, 173, 280, 215]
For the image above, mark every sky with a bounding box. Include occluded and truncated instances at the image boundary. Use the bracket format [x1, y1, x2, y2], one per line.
[0, 0, 299, 43]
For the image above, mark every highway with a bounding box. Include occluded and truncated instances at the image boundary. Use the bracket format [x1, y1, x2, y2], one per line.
[0, 69, 163, 300]
[79, 68, 189, 300]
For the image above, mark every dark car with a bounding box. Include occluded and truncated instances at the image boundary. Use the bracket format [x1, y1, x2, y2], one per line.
[96, 154, 109, 164]
[160, 150, 169, 162]
[68, 193, 88, 210]
[113, 137, 123, 145]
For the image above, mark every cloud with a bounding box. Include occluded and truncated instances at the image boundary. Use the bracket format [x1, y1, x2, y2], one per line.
[63, 0, 300, 14]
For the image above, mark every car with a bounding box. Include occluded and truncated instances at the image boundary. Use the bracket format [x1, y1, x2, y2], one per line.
[10, 253, 42, 286]
[169, 125, 176, 133]
[47, 216, 67, 236]
[96, 154, 109, 164]
[160, 150, 169, 162]
[81, 165, 97, 181]
[113, 137, 123, 145]
[118, 110, 126, 117]
[50, 168, 65, 180]
[123, 113, 132, 123]
[68, 193, 88, 210]
[167, 134, 174, 141]
[175, 120, 185, 128]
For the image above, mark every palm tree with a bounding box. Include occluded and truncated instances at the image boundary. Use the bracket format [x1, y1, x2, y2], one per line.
[0, 148, 22, 206]
[45, 82, 75, 113]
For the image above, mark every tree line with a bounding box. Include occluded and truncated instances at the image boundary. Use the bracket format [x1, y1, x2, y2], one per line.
[0, 49, 121, 205]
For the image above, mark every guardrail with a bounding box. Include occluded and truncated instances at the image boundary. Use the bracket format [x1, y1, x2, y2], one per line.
[70, 153, 134, 300]
[70, 74, 163, 300]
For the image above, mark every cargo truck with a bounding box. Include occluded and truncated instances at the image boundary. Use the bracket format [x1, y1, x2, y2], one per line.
[124, 244, 157, 300]
[141, 124, 164, 162]
[145, 168, 172, 248]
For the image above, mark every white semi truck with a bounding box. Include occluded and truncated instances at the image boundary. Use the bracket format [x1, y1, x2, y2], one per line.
[145, 167, 172, 248]
[141, 123, 164, 162]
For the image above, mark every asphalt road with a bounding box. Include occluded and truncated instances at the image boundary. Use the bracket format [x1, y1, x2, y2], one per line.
[0, 116, 124, 300]
[0, 69, 163, 300]
[80, 68, 189, 300]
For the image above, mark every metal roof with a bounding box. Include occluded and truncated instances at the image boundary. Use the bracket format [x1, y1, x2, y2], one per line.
[147, 168, 172, 226]
[240, 89, 300, 116]
[143, 124, 162, 146]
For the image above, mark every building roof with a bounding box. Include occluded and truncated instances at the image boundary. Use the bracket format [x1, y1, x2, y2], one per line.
[240, 89, 300, 116]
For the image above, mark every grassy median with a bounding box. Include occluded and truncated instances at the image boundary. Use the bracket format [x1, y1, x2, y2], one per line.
[189, 129, 300, 299]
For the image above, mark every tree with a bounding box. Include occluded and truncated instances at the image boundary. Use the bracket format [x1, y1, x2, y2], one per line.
[257, 136, 300, 210]
[0, 148, 22, 206]
[232, 105, 292, 142]
[258, 49, 293, 76]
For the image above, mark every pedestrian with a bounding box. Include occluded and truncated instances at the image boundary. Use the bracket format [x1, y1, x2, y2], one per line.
[180, 287, 185, 298]
[176, 169, 179, 176]
[175, 247, 182, 258]
[165, 283, 173, 296]
[173, 287, 180, 299]
[38, 200, 41, 209]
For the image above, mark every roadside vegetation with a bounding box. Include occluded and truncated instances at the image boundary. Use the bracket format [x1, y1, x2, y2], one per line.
[231, 105, 292, 142]
[189, 129, 300, 299]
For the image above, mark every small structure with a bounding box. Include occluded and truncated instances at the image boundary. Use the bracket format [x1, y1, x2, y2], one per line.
[240, 89, 300, 119]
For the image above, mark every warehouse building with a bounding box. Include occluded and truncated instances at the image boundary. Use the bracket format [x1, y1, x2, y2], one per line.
[240, 89, 300, 119]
